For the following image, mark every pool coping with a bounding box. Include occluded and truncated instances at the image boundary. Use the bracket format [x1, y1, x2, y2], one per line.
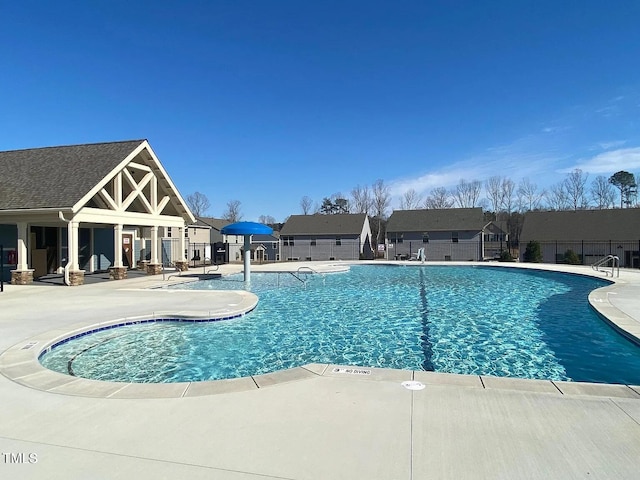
[2, 358, 639, 400]
[1, 262, 640, 400]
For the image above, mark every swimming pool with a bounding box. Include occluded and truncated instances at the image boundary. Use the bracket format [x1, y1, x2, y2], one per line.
[39, 265, 640, 384]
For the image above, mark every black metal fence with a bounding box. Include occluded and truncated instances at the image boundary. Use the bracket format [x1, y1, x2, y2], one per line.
[389, 240, 483, 261]
[280, 239, 362, 261]
[532, 240, 640, 268]
[150, 239, 230, 268]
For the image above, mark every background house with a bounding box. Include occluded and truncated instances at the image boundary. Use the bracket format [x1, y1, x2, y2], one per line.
[385, 208, 500, 261]
[195, 217, 228, 244]
[520, 209, 640, 267]
[193, 217, 232, 264]
[250, 232, 280, 263]
[279, 214, 374, 261]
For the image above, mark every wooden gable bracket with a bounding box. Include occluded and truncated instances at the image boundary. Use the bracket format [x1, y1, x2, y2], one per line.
[93, 162, 172, 214]
[121, 168, 154, 213]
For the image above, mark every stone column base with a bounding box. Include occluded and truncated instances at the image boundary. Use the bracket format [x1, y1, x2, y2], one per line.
[137, 260, 149, 270]
[109, 266, 128, 280]
[174, 260, 189, 272]
[68, 270, 85, 286]
[11, 269, 34, 285]
[146, 263, 163, 275]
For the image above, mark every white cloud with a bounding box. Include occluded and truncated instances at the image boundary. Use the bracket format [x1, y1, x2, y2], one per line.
[387, 92, 640, 202]
[389, 129, 569, 198]
[389, 169, 473, 197]
[597, 140, 627, 150]
[564, 147, 640, 175]
[388, 142, 565, 200]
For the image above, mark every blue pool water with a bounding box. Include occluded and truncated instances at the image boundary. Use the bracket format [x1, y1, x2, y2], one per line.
[40, 265, 640, 384]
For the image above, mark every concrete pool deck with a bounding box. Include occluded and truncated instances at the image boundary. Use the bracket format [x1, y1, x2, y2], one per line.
[0, 261, 639, 478]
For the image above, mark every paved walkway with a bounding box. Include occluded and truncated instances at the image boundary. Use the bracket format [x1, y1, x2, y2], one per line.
[1, 262, 639, 479]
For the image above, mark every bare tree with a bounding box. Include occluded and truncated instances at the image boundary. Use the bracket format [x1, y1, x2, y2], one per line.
[300, 196, 313, 215]
[590, 176, 616, 209]
[484, 176, 504, 220]
[517, 178, 544, 212]
[546, 182, 569, 210]
[372, 179, 391, 244]
[453, 179, 482, 208]
[424, 187, 453, 209]
[399, 188, 422, 210]
[257, 214, 276, 224]
[500, 178, 516, 215]
[563, 169, 589, 210]
[484, 176, 515, 218]
[222, 200, 243, 222]
[500, 178, 517, 254]
[186, 192, 210, 217]
[351, 185, 373, 214]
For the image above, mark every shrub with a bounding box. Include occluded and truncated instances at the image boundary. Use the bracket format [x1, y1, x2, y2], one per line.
[563, 249, 581, 265]
[498, 250, 514, 262]
[523, 241, 543, 263]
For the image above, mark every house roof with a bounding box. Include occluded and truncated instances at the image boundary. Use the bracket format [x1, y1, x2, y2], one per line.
[280, 213, 368, 236]
[252, 233, 279, 242]
[386, 208, 487, 232]
[521, 209, 640, 241]
[195, 216, 229, 231]
[0, 140, 146, 210]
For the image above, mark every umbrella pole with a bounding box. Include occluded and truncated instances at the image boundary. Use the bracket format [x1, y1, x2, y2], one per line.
[243, 234, 251, 283]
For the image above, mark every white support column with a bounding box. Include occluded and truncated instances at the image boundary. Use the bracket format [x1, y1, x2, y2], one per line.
[150, 225, 159, 265]
[68, 221, 79, 271]
[179, 226, 186, 261]
[108, 223, 128, 280]
[243, 234, 251, 283]
[11, 222, 34, 284]
[89, 228, 95, 273]
[16, 222, 29, 270]
[114, 224, 123, 268]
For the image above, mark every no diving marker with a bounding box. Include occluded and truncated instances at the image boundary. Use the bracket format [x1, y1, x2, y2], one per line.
[332, 367, 372, 376]
[402, 381, 426, 391]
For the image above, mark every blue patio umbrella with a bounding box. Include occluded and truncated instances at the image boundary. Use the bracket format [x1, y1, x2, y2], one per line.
[220, 222, 273, 282]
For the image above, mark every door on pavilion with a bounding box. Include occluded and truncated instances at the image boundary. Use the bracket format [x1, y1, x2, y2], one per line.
[122, 233, 133, 268]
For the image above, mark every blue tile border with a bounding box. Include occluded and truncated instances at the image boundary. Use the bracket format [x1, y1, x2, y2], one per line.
[38, 308, 255, 360]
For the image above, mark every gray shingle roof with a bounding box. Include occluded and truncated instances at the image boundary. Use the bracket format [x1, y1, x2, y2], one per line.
[386, 208, 486, 232]
[0, 140, 145, 210]
[521, 209, 640, 241]
[195, 216, 229, 231]
[280, 214, 368, 236]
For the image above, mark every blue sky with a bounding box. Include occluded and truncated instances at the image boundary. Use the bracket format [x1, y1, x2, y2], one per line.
[2, 1, 640, 221]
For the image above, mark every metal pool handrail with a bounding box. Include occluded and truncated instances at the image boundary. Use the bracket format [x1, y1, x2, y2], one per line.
[591, 255, 619, 278]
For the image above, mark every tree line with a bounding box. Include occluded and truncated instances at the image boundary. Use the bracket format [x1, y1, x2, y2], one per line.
[184, 170, 637, 248]
[307, 170, 638, 219]
[299, 170, 638, 251]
